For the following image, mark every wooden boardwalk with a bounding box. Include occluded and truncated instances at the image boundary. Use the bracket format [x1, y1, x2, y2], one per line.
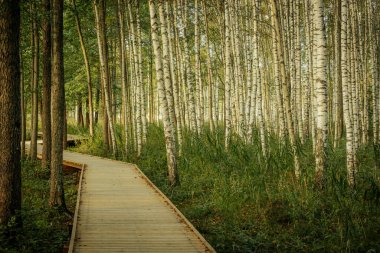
[32, 139, 215, 253]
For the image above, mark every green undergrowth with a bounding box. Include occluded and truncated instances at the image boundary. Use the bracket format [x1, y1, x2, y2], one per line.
[0, 160, 78, 253]
[71, 123, 380, 252]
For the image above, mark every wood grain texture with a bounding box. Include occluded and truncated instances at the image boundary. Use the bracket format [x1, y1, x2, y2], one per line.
[28, 139, 216, 253]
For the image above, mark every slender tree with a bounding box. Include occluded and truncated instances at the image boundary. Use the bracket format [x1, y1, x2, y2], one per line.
[312, 0, 328, 187]
[49, 0, 68, 209]
[333, 0, 343, 148]
[270, 0, 301, 178]
[29, 2, 39, 160]
[224, 0, 232, 149]
[42, 0, 52, 170]
[94, 0, 117, 156]
[20, 53, 26, 159]
[117, 0, 129, 155]
[158, 0, 178, 147]
[341, 0, 356, 186]
[149, 0, 179, 186]
[72, 0, 94, 137]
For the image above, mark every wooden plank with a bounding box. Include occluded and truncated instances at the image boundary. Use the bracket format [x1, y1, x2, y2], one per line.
[27, 138, 216, 253]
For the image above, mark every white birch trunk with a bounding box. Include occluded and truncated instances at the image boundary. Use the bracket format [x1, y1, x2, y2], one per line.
[312, 0, 328, 186]
[149, 0, 178, 186]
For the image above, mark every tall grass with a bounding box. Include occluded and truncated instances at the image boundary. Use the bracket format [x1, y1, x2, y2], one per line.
[71, 123, 380, 252]
[0, 160, 78, 253]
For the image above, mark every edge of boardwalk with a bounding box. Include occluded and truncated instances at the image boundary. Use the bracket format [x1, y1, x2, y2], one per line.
[66, 151, 216, 253]
[68, 163, 85, 253]
[130, 162, 216, 253]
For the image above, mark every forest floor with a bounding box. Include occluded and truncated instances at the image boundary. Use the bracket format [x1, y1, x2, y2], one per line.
[71, 123, 380, 253]
[0, 160, 78, 253]
[1, 123, 380, 253]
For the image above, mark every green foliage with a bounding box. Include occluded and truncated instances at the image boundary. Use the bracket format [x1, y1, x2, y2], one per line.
[71, 123, 380, 253]
[0, 160, 78, 253]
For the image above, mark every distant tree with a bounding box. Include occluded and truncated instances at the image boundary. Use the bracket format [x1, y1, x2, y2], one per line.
[42, 0, 52, 170]
[127, 0, 143, 157]
[224, 0, 232, 149]
[341, 0, 357, 186]
[72, 0, 94, 137]
[29, 1, 39, 160]
[270, 0, 300, 178]
[94, 0, 117, 156]
[117, 0, 128, 154]
[21, 53, 26, 159]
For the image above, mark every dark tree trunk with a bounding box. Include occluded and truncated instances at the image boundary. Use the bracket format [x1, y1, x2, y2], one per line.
[77, 98, 84, 127]
[0, 0, 22, 227]
[85, 98, 90, 128]
[63, 101, 67, 150]
[49, 0, 67, 210]
[30, 3, 39, 160]
[21, 53, 26, 159]
[101, 80, 109, 151]
[42, 0, 52, 170]
[95, 84, 100, 124]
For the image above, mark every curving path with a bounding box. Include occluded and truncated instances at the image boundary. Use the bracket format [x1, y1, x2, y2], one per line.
[31, 137, 216, 253]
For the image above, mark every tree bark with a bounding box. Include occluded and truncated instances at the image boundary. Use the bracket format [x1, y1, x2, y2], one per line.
[136, 2, 147, 146]
[72, 0, 94, 137]
[333, 0, 343, 148]
[0, 0, 21, 227]
[158, 0, 178, 148]
[49, 0, 68, 209]
[94, 0, 117, 156]
[20, 53, 26, 159]
[194, 0, 203, 132]
[149, 0, 179, 186]
[202, 0, 214, 131]
[224, 1, 232, 149]
[117, 0, 128, 155]
[312, 0, 328, 187]
[341, 0, 356, 186]
[42, 0, 52, 170]
[127, 1, 143, 156]
[271, 0, 301, 178]
[77, 98, 84, 127]
[30, 3, 39, 160]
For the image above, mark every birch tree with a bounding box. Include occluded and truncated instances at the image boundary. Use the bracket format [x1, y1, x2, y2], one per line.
[271, 0, 301, 178]
[149, 0, 179, 186]
[312, 0, 328, 187]
[224, 0, 232, 149]
[94, 0, 117, 156]
[341, 0, 356, 186]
